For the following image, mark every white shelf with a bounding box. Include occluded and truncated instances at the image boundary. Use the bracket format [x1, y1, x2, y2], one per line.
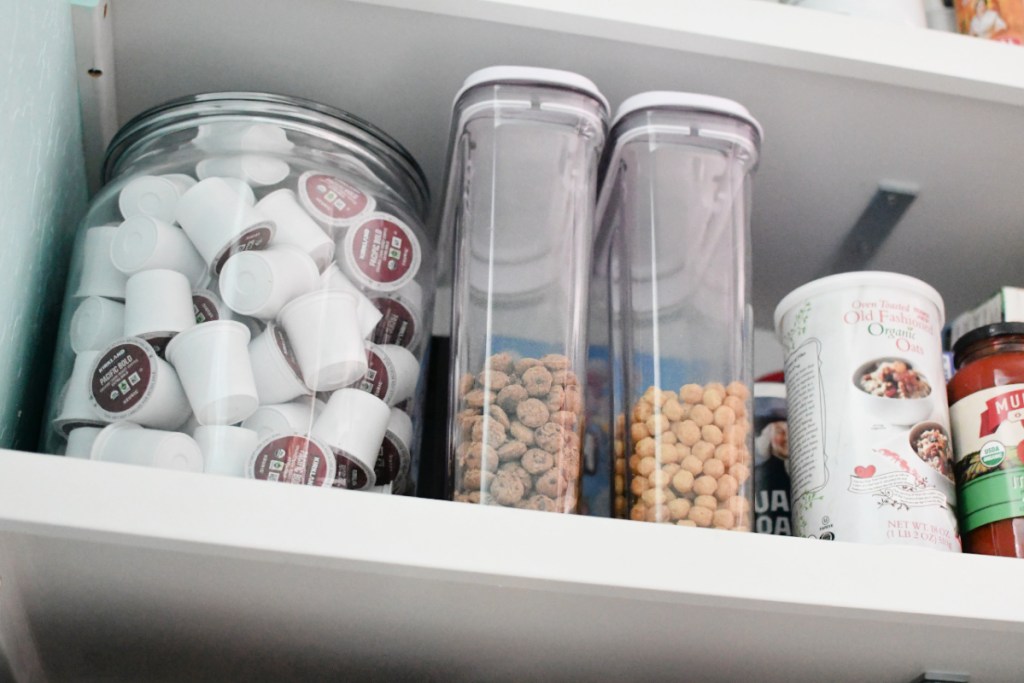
[0, 449, 1020, 682]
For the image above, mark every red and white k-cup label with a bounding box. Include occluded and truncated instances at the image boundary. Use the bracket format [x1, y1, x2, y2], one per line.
[91, 340, 155, 417]
[249, 435, 334, 487]
[331, 448, 374, 490]
[212, 224, 274, 275]
[371, 295, 419, 349]
[343, 213, 421, 291]
[298, 171, 374, 227]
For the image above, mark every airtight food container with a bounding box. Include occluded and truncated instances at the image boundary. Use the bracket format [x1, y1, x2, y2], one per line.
[42, 92, 433, 494]
[774, 271, 960, 551]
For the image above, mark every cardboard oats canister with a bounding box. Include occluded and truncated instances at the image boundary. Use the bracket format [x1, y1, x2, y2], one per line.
[773, 272, 960, 551]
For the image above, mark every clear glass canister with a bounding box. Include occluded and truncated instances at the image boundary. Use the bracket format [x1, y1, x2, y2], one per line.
[442, 67, 609, 512]
[597, 92, 762, 528]
[41, 92, 432, 496]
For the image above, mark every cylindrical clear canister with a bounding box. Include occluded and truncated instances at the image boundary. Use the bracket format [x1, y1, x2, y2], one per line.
[442, 67, 609, 512]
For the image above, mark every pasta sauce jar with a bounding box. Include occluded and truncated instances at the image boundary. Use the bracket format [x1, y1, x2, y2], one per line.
[949, 323, 1024, 557]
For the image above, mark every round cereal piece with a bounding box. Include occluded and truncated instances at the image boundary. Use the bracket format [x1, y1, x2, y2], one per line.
[472, 419, 507, 449]
[723, 395, 747, 418]
[645, 413, 670, 435]
[464, 389, 494, 409]
[677, 520, 697, 527]
[668, 497, 692, 521]
[730, 462, 751, 484]
[674, 444, 692, 461]
[736, 445, 752, 466]
[702, 388, 724, 411]
[679, 383, 704, 405]
[671, 468, 695, 494]
[723, 423, 748, 446]
[541, 354, 571, 371]
[630, 422, 650, 443]
[534, 422, 565, 454]
[646, 467, 669, 489]
[705, 381, 726, 396]
[527, 494, 558, 512]
[455, 441, 471, 462]
[534, 468, 560, 498]
[488, 404, 511, 429]
[562, 385, 583, 413]
[545, 385, 566, 413]
[702, 458, 726, 479]
[514, 357, 541, 376]
[662, 398, 686, 422]
[454, 493, 470, 504]
[521, 448, 555, 475]
[613, 497, 627, 517]
[552, 369, 579, 387]
[491, 470, 526, 506]
[628, 454, 641, 471]
[467, 491, 482, 504]
[509, 420, 536, 446]
[726, 495, 751, 516]
[457, 413, 481, 436]
[680, 455, 703, 476]
[487, 352, 515, 374]
[499, 462, 533, 493]
[712, 508, 736, 530]
[551, 411, 578, 428]
[614, 440, 625, 459]
[516, 398, 550, 429]
[715, 443, 738, 467]
[715, 473, 739, 501]
[630, 505, 646, 522]
[478, 370, 510, 392]
[726, 381, 750, 400]
[630, 475, 648, 497]
[458, 373, 476, 396]
[464, 443, 498, 472]
[662, 462, 681, 479]
[659, 443, 681, 464]
[693, 475, 717, 496]
[694, 494, 718, 511]
[713, 405, 736, 429]
[688, 505, 713, 527]
[635, 437, 657, 458]
[614, 455, 625, 474]
[497, 440, 528, 462]
[521, 365, 554, 397]
[643, 386, 670, 406]
[673, 420, 701, 447]
[633, 400, 653, 425]
[691, 441, 715, 461]
[496, 384, 528, 414]
[701, 424, 723, 446]
[614, 474, 625, 495]
[463, 468, 493, 491]
[660, 430, 678, 445]
[645, 505, 671, 523]
[689, 404, 713, 427]
[637, 455, 658, 476]
[641, 487, 667, 507]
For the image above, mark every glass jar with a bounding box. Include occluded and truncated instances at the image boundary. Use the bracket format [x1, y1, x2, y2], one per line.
[949, 322, 1024, 557]
[441, 67, 609, 511]
[42, 92, 432, 496]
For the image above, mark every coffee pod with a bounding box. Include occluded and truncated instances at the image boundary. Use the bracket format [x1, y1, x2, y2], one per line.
[110, 215, 207, 286]
[278, 290, 367, 392]
[89, 338, 191, 430]
[336, 212, 421, 292]
[75, 225, 128, 300]
[373, 407, 413, 487]
[358, 343, 420, 407]
[117, 173, 196, 223]
[194, 122, 294, 154]
[91, 421, 203, 472]
[369, 279, 423, 350]
[241, 396, 324, 440]
[312, 388, 389, 489]
[69, 297, 125, 353]
[194, 286, 263, 336]
[247, 433, 336, 487]
[320, 262, 383, 338]
[196, 155, 291, 187]
[194, 425, 260, 477]
[123, 269, 196, 355]
[175, 177, 276, 275]
[218, 245, 320, 320]
[65, 426, 103, 459]
[165, 321, 259, 426]
[220, 177, 256, 206]
[256, 189, 335, 271]
[180, 412, 202, 436]
[247, 323, 311, 404]
[52, 350, 108, 436]
[296, 170, 375, 231]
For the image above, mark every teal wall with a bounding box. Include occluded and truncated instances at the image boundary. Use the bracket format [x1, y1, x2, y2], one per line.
[0, 0, 88, 450]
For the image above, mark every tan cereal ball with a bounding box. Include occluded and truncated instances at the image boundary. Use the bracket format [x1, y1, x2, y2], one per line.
[632, 400, 654, 423]
[671, 468, 695, 494]
[715, 443, 738, 467]
[673, 420, 701, 447]
[723, 395, 746, 418]
[641, 487, 666, 507]
[679, 383, 704, 404]
[677, 520, 697, 528]
[668, 497, 692, 520]
[691, 441, 715, 461]
[662, 462, 681, 479]
[715, 473, 739, 501]
[636, 437, 657, 458]
[614, 474, 625, 495]
[726, 495, 751, 517]
[702, 458, 726, 479]
[730, 462, 751, 484]
[645, 413, 670, 435]
[646, 505, 672, 523]
[702, 388, 724, 411]
[726, 381, 750, 400]
[614, 440, 625, 459]
[614, 456, 625, 475]
[701, 424, 723, 446]
[630, 505, 646, 521]
[630, 422, 649, 443]
[638, 455, 658, 476]
[662, 398, 686, 421]
[693, 475, 717, 496]
[713, 508, 736, 530]
[659, 443, 681, 464]
[694, 494, 718, 510]
[681, 455, 703, 476]
[630, 475, 648, 497]
[688, 505, 713, 527]
[689, 404, 713, 427]
[713, 405, 736, 428]
[648, 467, 671, 489]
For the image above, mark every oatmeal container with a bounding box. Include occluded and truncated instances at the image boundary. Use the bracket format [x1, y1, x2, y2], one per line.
[41, 93, 434, 494]
[597, 92, 761, 530]
[441, 66, 609, 512]
[774, 271, 960, 551]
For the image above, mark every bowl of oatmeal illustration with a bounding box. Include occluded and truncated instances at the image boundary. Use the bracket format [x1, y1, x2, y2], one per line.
[852, 357, 933, 425]
[908, 421, 954, 482]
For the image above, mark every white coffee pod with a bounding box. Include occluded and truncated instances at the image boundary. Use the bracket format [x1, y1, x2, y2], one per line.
[175, 177, 276, 275]
[180, 412, 202, 436]
[368, 278, 423, 350]
[247, 322, 311, 404]
[311, 388, 389, 490]
[320, 262, 383, 338]
[358, 343, 420, 407]
[91, 421, 203, 472]
[195, 285, 263, 336]
[89, 338, 191, 430]
[241, 397, 324, 440]
[256, 189, 335, 271]
[75, 225, 128, 300]
[124, 269, 196, 356]
[194, 122, 294, 154]
[65, 426, 103, 459]
[336, 212, 421, 292]
[296, 170, 375, 231]
[219, 177, 256, 206]
[218, 245, 320, 320]
[69, 296, 125, 353]
[277, 290, 367, 392]
[165, 320, 259, 426]
[117, 173, 196, 223]
[196, 155, 291, 187]
[373, 407, 413, 488]
[194, 425, 260, 477]
[247, 433, 336, 487]
[110, 215, 207, 286]
[52, 350, 108, 436]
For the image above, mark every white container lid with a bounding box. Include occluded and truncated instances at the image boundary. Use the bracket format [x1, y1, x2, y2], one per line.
[455, 65, 609, 114]
[773, 271, 946, 336]
[614, 91, 763, 142]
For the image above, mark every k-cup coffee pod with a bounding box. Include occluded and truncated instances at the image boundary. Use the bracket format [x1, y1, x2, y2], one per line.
[241, 397, 323, 440]
[69, 296, 125, 354]
[320, 262, 383, 338]
[110, 215, 208, 287]
[175, 177, 276, 275]
[374, 407, 413, 487]
[358, 343, 419, 407]
[312, 388, 390, 489]
[218, 245, 320, 320]
[89, 338, 192, 430]
[296, 170, 375, 231]
[247, 433, 336, 487]
[117, 173, 196, 223]
[256, 189, 335, 272]
[194, 285, 263, 336]
[277, 290, 367, 392]
[91, 421, 203, 472]
[65, 426, 103, 459]
[194, 424, 260, 477]
[193, 122, 295, 154]
[369, 279, 423, 350]
[247, 322, 311, 404]
[337, 212, 421, 292]
[52, 351, 108, 436]
[196, 155, 291, 187]
[75, 225, 128, 300]
[165, 321, 259, 426]
[123, 269, 196, 356]
[220, 177, 256, 206]
[180, 411, 201, 436]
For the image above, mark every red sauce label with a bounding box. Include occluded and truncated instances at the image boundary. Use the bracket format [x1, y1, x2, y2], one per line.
[91, 341, 153, 415]
[250, 435, 333, 487]
[371, 296, 418, 349]
[301, 173, 370, 224]
[347, 216, 418, 287]
[213, 225, 274, 275]
[331, 448, 373, 490]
